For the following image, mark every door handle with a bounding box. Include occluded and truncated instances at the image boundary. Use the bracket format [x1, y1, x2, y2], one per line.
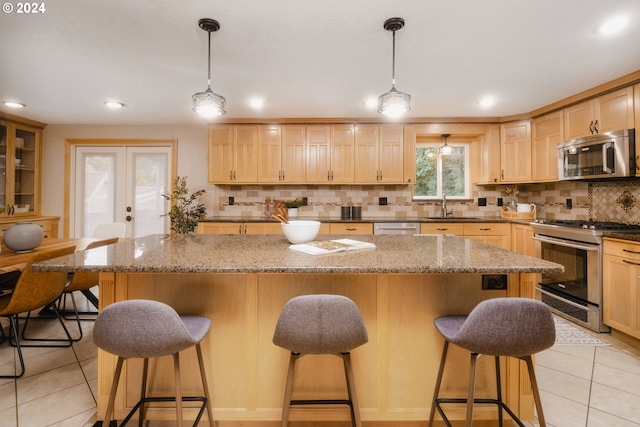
[126, 215, 133, 222]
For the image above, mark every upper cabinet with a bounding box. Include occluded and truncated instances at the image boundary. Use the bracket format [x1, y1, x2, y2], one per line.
[473, 125, 501, 184]
[532, 111, 564, 182]
[306, 125, 355, 184]
[500, 120, 531, 183]
[0, 114, 44, 216]
[354, 124, 404, 183]
[564, 87, 634, 140]
[208, 125, 258, 183]
[635, 83, 640, 175]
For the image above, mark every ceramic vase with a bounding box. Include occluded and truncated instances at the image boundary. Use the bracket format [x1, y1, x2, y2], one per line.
[3, 221, 44, 252]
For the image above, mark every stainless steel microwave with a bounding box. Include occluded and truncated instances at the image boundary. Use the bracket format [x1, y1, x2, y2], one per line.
[558, 129, 636, 180]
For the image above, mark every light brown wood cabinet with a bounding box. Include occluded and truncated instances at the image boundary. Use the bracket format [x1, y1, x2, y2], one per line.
[329, 222, 373, 235]
[511, 223, 536, 257]
[306, 125, 355, 183]
[208, 125, 258, 183]
[603, 238, 640, 338]
[532, 111, 563, 182]
[564, 87, 635, 140]
[198, 221, 331, 235]
[635, 83, 640, 175]
[354, 124, 404, 183]
[473, 125, 501, 184]
[500, 121, 531, 183]
[421, 222, 510, 250]
[257, 125, 283, 183]
[0, 216, 59, 250]
[420, 223, 464, 235]
[0, 113, 45, 216]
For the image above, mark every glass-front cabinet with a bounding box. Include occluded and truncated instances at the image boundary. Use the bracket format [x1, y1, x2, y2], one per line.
[0, 114, 43, 216]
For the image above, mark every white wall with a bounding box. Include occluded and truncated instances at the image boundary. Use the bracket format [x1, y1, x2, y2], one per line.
[42, 124, 211, 236]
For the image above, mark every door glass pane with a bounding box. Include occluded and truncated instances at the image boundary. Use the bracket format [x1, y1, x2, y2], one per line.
[0, 125, 7, 207]
[14, 127, 36, 212]
[132, 152, 168, 237]
[83, 153, 117, 237]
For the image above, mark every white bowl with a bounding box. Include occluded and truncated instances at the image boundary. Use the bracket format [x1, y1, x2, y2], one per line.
[281, 220, 321, 244]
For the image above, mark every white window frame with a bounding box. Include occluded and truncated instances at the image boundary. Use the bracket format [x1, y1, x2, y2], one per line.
[413, 141, 471, 200]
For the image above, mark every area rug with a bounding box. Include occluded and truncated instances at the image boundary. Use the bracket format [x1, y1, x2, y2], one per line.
[553, 316, 610, 346]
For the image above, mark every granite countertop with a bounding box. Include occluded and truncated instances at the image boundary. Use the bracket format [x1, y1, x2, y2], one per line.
[201, 216, 510, 223]
[604, 231, 640, 243]
[32, 234, 562, 275]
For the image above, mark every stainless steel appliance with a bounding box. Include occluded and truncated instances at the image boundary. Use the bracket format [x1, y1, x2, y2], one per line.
[558, 128, 635, 180]
[373, 222, 420, 235]
[531, 219, 640, 332]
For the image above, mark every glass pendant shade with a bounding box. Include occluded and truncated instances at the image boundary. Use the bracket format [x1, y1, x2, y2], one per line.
[440, 134, 453, 155]
[192, 87, 226, 118]
[192, 18, 226, 118]
[378, 86, 411, 117]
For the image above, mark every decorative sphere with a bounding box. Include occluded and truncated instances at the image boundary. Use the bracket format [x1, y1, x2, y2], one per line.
[3, 221, 44, 252]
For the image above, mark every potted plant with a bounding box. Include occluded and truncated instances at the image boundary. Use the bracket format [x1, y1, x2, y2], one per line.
[284, 198, 304, 218]
[162, 176, 207, 234]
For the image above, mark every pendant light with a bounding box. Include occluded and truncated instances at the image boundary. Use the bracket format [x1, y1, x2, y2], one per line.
[440, 134, 453, 156]
[192, 18, 226, 118]
[378, 17, 411, 118]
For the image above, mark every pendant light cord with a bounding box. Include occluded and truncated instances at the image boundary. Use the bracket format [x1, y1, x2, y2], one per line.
[207, 29, 212, 89]
[391, 29, 396, 87]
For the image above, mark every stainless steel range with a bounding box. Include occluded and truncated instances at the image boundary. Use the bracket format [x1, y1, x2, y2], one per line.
[531, 219, 640, 333]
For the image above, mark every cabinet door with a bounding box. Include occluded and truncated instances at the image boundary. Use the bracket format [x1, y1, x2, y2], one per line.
[636, 83, 640, 174]
[603, 253, 638, 335]
[420, 223, 464, 235]
[198, 222, 242, 234]
[281, 126, 306, 183]
[306, 126, 331, 183]
[330, 125, 355, 183]
[378, 125, 404, 183]
[257, 125, 282, 183]
[564, 100, 594, 140]
[473, 125, 501, 184]
[511, 223, 536, 257]
[500, 121, 531, 182]
[208, 125, 234, 183]
[329, 223, 373, 235]
[245, 222, 283, 235]
[532, 112, 563, 182]
[464, 223, 510, 250]
[595, 87, 635, 133]
[233, 126, 258, 183]
[354, 125, 379, 183]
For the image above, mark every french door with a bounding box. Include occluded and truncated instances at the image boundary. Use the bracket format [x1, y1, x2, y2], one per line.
[71, 145, 173, 238]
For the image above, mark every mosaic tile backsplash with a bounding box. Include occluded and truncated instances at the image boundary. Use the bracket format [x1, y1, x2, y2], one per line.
[204, 179, 640, 223]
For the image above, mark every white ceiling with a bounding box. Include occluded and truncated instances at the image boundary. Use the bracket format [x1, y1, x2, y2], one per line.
[1, 0, 640, 126]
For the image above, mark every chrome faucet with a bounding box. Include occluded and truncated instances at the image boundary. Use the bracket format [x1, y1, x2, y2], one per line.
[442, 193, 453, 218]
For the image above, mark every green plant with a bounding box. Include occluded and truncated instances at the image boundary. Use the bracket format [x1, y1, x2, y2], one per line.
[162, 176, 206, 234]
[284, 198, 304, 208]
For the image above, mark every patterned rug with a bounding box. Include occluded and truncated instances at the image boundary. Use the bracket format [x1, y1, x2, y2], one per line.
[553, 316, 610, 346]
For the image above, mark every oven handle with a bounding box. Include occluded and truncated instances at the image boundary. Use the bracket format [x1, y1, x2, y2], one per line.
[533, 235, 599, 251]
[536, 287, 592, 311]
[603, 141, 614, 174]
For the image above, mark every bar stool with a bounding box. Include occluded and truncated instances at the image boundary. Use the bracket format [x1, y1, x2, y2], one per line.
[272, 294, 368, 427]
[428, 297, 555, 427]
[93, 299, 214, 427]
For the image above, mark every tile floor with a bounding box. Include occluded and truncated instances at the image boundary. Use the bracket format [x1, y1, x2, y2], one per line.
[2, 297, 640, 427]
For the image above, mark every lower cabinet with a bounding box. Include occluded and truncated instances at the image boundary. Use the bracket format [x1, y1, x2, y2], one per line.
[420, 223, 464, 235]
[198, 221, 331, 235]
[603, 238, 640, 337]
[329, 222, 373, 235]
[421, 222, 510, 250]
[511, 223, 537, 257]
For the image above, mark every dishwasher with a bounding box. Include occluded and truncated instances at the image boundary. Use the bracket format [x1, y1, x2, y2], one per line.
[373, 222, 420, 235]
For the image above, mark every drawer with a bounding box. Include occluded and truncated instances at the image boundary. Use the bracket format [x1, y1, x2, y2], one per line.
[604, 239, 640, 261]
[420, 223, 464, 235]
[463, 223, 509, 236]
[329, 223, 373, 235]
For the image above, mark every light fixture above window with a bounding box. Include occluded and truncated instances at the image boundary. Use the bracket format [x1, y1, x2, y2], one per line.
[192, 18, 226, 118]
[378, 17, 411, 118]
[440, 134, 453, 156]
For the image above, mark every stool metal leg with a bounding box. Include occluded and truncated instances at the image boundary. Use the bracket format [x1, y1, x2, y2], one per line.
[428, 340, 449, 427]
[494, 356, 504, 427]
[195, 343, 215, 427]
[281, 352, 301, 427]
[139, 358, 149, 427]
[341, 352, 362, 427]
[173, 352, 184, 427]
[466, 353, 479, 427]
[524, 355, 546, 427]
[103, 356, 125, 427]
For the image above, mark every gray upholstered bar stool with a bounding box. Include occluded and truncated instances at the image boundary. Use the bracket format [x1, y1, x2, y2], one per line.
[428, 297, 555, 427]
[93, 299, 214, 427]
[272, 294, 369, 427]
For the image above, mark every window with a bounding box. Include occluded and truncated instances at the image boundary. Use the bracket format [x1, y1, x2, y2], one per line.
[414, 141, 470, 199]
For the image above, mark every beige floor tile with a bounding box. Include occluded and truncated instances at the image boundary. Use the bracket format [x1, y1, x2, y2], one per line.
[539, 389, 588, 427]
[17, 382, 96, 427]
[0, 406, 17, 427]
[546, 344, 598, 363]
[16, 363, 88, 405]
[48, 408, 97, 427]
[595, 345, 640, 376]
[0, 381, 16, 411]
[587, 407, 640, 427]
[536, 347, 595, 381]
[19, 346, 78, 378]
[592, 362, 640, 396]
[536, 364, 591, 405]
[589, 382, 640, 424]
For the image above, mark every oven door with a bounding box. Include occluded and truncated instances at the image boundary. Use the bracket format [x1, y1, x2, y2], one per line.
[533, 234, 608, 332]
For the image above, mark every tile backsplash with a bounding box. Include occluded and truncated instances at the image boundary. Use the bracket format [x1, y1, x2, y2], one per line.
[205, 179, 640, 224]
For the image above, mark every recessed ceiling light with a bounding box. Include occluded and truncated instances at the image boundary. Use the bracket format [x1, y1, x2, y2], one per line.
[479, 97, 494, 108]
[105, 101, 124, 109]
[598, 16, 628, 35]
[4, 101, 26, 108]
[249, 98, 264, 109]
[364, 98, 378, 109]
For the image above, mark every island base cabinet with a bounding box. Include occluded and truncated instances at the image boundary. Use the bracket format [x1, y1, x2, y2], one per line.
[96, 271, 536, 425]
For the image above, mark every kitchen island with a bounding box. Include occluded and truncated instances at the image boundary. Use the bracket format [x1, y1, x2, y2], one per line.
[34, 233, 562, 426]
